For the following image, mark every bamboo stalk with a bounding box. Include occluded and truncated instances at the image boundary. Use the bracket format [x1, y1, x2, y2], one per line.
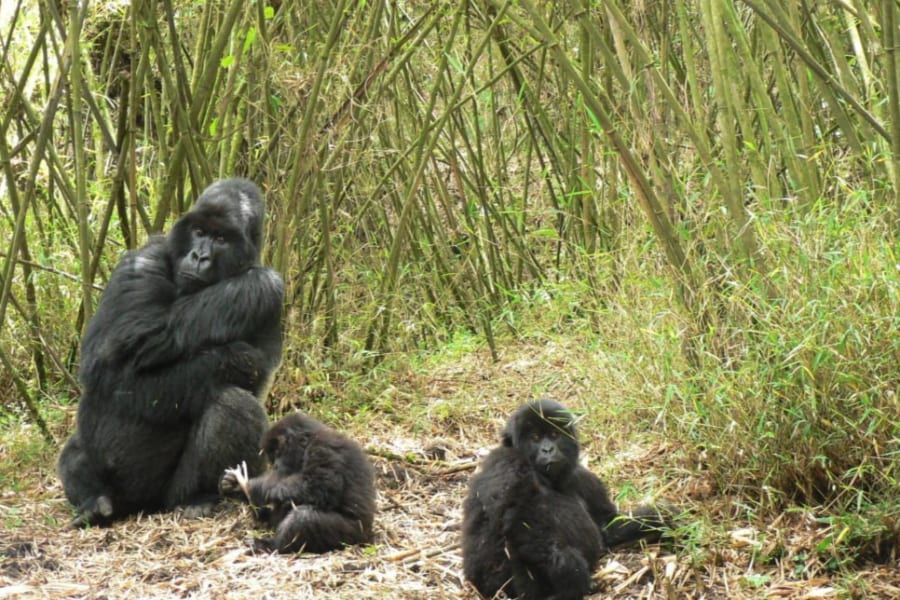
[69, 0, 92, 326]
[882, 0, 900, 221]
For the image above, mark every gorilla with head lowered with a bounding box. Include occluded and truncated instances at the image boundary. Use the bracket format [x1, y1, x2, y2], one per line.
[462, 399, 670, 600]
[220, 412, 376, 554]
[57, 178, 283, 527]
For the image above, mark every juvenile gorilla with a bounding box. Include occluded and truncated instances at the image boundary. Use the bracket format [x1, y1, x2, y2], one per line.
[462, 399, 669, 600]
[220, 412, 376, 554]
[58, 178, 283, 527]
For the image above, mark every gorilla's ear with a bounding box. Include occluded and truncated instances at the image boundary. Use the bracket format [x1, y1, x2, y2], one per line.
[501, 419, 516, 447]
[264, 431, 285, 456]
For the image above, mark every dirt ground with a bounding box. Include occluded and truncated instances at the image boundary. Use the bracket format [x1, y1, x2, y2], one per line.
[2, 343, 899, 599]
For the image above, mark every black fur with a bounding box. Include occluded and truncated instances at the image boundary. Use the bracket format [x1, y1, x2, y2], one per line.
[57, 178, 283, 527]
[220, 413, 376, 554]
[462, 399, 668, 600]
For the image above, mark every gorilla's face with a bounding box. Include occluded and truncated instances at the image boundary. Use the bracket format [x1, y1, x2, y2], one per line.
[503, 400, 581, 487]
[169, 206, 257, 295]
[261, 414, 321, 475]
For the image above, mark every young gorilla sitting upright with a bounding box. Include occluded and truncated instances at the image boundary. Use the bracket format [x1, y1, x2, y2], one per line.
[462, 399, 670, 600]
[220, 412, 376, 554]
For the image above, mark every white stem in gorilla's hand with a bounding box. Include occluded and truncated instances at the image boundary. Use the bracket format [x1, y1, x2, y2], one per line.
[224, 461, 251, 502]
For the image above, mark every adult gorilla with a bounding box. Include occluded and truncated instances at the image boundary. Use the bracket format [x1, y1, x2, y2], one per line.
[58, 178, 283, 527]
[462, 399, 670, 600]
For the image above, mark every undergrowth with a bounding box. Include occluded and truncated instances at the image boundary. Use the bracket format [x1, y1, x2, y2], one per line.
[671, 202, 900, 563]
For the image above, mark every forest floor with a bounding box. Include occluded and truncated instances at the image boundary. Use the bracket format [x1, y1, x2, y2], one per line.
[2, 340, 899, 599]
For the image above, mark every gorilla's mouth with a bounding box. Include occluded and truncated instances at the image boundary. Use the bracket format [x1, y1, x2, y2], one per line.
[176, 271, 210, 293]
[538, 458, 565, 476]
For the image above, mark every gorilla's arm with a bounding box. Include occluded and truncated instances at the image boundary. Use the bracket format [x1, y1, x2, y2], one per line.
[78, 242, 266, 424]
[574, 468, 669, 548]
[133, 267, 284, 371]
[244, 471, 301, 508]
[131, 342, 265, 422]
[602, 505, 672, 549]
[172, 267, 283, 343]
[79, 239, 175, 375]
[223, 444, 347, 510]
[573, 467, 618, 526]
[222, 470, 280, 508]
[259, 445, 346, 510]
[81, 342, 263, 426]
[467, 448, 535, 526]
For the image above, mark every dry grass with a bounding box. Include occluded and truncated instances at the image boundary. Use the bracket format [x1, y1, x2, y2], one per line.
[2, 342, 900, 599]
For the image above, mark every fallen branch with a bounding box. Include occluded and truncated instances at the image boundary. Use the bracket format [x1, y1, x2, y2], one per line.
[384, 542, 460, 564]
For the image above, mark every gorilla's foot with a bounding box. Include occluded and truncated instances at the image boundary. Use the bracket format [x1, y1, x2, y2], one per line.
[248, 536, 278, 554]
[175, 497, 220, 519]
[71, 495, 114, 528]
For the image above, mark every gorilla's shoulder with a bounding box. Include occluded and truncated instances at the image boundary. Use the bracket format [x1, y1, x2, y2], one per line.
[114, 237, 170, 276]
[230, 266, 284, 298]
[258, 266, 285, 292]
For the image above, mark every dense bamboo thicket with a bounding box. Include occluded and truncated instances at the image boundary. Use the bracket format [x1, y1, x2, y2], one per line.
[1, 0, 898, 558]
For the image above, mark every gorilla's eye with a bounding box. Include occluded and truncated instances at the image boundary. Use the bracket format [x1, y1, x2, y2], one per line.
[530, 432, 542, 442]
[546, 429, 560, 439]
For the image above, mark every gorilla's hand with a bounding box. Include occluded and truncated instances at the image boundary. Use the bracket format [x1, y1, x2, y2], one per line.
[220, 471, 241, 496]
[220, 466, 250, 498]
[218, 341, 267, 391]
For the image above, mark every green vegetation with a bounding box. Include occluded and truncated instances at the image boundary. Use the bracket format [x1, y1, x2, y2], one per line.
[1, 0, 898, 576]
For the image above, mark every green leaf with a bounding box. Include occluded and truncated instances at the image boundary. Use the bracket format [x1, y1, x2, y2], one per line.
[743, 573, 771, 588]
[530, 228, 559, 239]
[584, 103, 601, 133]
[243, 27, 257, 52]
[445, 52, 464, 75]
